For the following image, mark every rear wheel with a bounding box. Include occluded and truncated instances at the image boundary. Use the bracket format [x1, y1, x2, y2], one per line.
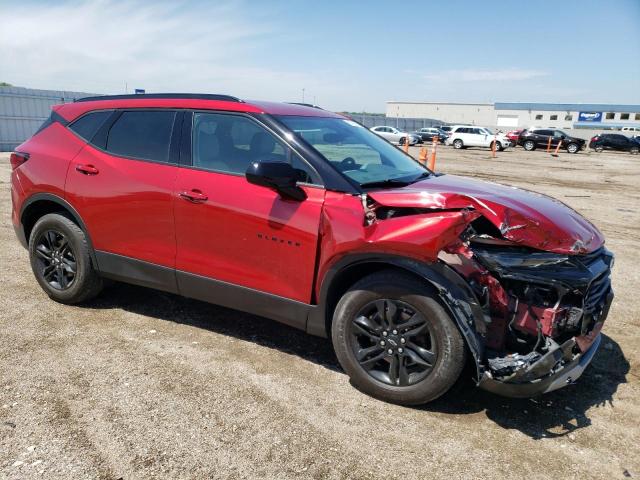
[566, 143, 579, 154]
[494, 141, 504, 151]
[594, 145, 604, 153]
[453, 139, 464, 149]
[523, 140, 535, 151]
[630, 146, 639, 155]
[29, 213, 103, 304]
[331, 271, 467, 405]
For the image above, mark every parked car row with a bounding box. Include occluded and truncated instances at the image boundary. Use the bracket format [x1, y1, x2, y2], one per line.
[370, 123, 640, 156]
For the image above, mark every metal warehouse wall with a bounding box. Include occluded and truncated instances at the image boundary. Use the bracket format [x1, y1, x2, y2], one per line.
[0, 86, 95, 151]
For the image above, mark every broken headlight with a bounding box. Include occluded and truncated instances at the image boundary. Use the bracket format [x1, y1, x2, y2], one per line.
[473, 247, 569, 271]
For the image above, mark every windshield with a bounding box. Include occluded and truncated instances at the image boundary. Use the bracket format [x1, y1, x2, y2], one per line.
[276, 116, 429, 187]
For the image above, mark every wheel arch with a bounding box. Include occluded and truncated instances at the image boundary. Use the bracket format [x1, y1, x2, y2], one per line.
[307, 254, 487, 375]
[20, 193, 98, 267]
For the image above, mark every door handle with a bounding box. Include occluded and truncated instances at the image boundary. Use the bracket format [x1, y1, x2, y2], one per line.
[178, 189, 208, 203]
[75, 164, 99, 175]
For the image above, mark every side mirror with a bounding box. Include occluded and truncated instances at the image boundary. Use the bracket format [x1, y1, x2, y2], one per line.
[245, 161, 307, 201]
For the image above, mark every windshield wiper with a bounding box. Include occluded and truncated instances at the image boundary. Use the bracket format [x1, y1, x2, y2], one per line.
[359, 179, 412, 189]
[407, 171, 432, 184]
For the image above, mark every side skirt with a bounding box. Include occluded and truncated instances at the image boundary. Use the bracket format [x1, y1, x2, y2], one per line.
[95, 250, 312, 332]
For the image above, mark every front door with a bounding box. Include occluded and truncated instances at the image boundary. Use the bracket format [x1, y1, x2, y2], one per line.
[173, 112, 325, 306]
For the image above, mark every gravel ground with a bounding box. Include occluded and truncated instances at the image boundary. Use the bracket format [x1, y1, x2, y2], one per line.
[0, 146, 638, 479]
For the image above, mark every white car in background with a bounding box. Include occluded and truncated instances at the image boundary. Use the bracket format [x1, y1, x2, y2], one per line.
[369, 126, 419, 145]
[446, 125, 511, 151]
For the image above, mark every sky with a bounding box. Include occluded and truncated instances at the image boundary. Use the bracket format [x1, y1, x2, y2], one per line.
[1, 0, 639, 112]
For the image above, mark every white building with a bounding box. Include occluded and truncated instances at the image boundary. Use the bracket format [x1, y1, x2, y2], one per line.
[386, 101, 640, 131]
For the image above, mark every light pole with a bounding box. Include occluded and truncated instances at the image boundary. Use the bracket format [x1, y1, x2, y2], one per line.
[302, 88, 305, 103]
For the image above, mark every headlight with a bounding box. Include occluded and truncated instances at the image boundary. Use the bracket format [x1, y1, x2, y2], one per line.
[473, 247, 569, 270]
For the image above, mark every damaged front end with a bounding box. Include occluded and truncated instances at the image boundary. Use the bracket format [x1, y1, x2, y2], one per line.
[365, 175, 614, 397]
[441, 218, 614, 397]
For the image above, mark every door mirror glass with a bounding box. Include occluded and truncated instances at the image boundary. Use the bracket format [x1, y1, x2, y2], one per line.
[245, 161, 307, 201]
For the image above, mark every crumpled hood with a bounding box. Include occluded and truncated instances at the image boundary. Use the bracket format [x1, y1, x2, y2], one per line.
[367, 174, 604, 254]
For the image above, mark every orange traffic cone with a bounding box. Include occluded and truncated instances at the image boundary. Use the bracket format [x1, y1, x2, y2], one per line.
[428, 136, 438, 170]
[418, 147, 428, 164]
[546, 136, 552, 153]
[491, 135, 497, 158]
[551, 140, 562, 157]
[403, 136, 409, 154]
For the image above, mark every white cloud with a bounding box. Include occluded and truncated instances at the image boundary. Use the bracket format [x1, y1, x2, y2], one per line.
[0, 0, 320, 101]
[424, 69, 550, 83]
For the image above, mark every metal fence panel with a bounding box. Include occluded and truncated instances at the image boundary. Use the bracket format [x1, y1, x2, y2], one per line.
[346, 113, 446, 131]
[0, 86, 95, 151]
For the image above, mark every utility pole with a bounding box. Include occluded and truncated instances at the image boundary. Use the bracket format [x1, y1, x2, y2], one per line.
[302, 88, 305, 103]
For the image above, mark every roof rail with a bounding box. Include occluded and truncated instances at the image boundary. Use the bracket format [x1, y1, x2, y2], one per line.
[74, 93, 243, 103]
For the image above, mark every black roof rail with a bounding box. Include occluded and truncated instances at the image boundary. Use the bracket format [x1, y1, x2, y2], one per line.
[287, 102, 324, 110]
[74, 93, 243, 103]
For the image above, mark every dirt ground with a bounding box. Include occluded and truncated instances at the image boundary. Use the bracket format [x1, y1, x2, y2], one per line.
[1, 145, 638, 480]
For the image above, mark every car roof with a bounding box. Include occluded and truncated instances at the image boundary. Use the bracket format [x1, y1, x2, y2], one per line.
[54, 93, 345, 122]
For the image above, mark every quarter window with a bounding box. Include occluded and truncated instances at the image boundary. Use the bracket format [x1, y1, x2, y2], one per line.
[192, 113, 319, 184]
[69, 110, 112, 141]
[106, 111, 176, 162]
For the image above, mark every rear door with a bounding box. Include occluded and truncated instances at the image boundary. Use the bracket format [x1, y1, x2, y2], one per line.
[65, 109, 181, 274]
[173, 111, 325, 306]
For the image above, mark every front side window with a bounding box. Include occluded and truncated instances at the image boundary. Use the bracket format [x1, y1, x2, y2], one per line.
[276, 115, 429, 188]
[192, 113, 319, 184]
[106, 111, 176, 162]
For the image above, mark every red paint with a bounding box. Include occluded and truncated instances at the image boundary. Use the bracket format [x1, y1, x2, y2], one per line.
[173, 168, 325, 302]
[65, 144, 178, 267]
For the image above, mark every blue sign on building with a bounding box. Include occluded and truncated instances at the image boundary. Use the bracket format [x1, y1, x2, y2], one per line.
[578, 112, 602, 122]
[134, 89, 146, 94]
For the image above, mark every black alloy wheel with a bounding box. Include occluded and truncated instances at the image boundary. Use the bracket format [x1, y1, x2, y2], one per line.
[34, 229, 77, 290]
[350, 299, 436, 387]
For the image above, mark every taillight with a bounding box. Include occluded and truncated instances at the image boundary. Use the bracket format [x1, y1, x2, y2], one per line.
[10, 152, 29, 170]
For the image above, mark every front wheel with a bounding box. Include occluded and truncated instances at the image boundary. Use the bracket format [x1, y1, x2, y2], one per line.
[453, 139, 464, 149]
[594, 145, 604, 153]
[566, 143, 579, 154]
[29, 213, 103, 304]
[630, 146, 639, 155]
[331, 271, 467, 405]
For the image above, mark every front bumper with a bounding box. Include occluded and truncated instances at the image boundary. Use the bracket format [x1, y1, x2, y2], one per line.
[478, 332, 602, 398]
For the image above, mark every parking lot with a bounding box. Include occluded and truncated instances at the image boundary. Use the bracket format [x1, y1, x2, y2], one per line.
[0, 146, 638, 479]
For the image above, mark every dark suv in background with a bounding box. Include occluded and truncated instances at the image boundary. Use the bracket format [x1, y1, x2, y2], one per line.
[518, 128, 586, 154]
[589, 133, 639, 154]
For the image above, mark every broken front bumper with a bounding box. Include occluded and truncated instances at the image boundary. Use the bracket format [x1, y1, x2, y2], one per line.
[478, 333, 602, 398]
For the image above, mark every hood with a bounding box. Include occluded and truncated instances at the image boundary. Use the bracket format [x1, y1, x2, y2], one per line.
[367, 175, 604, 254]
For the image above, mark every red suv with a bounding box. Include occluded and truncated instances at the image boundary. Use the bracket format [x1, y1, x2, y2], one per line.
[11, 94, 613, 405]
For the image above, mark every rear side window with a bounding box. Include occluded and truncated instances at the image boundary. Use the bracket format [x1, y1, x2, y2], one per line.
[106, 111, 176, 162]
[69, 111, 112, 141]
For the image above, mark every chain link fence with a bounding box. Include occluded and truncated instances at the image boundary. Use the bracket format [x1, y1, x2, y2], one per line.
[343, 113, 446, 131]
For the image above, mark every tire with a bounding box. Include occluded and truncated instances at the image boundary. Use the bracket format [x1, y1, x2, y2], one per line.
[594, 145, 603, 153]
[29, 213, 103, 304]
[399, 137, 406, 146]
[523, 140, 535, 151]
[495, 141, 503, 151]
[453, 139, 464, 149]
[331, 271, 467, 405]
[566, 143, 579, 154]
[630, 147, 639, 155]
